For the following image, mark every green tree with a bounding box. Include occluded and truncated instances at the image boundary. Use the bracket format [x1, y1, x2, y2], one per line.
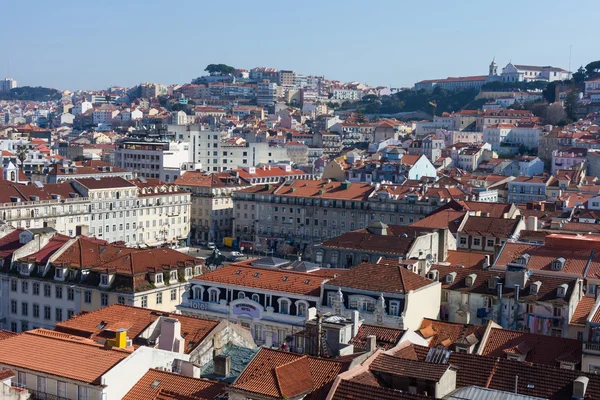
[204, 63, 235, 76]
[585, 60, 600, 78]
[16, 145, 28, 173]
[564, 91, 579, 121]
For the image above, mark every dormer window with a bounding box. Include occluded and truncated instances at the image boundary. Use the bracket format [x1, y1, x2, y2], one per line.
[465, 274, 477, 287]
[551, 257, 566, 271]
[515, 253, 531, 267]
[100, 274, 109, 286]
[55, 268, 65, 280]
[170, 271, 178, 281]
[155, 273, 164, 285]
[194, 266, 202, 276]
[446, 272, 457, 284]
[557, 283, 568, 298]
[38, 265, 45, 275]
[427, 270, 439, 281]
[185, 267, 192, 278]
[488, 277, 498, 290]
[530, 281, 541, 295]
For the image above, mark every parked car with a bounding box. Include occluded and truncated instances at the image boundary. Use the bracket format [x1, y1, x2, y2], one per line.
[199, 241, 207, 247]
[207, 242, 216, 250]
[230, 251, 243, 257]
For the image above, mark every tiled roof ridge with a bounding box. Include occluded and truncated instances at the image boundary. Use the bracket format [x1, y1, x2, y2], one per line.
[24, 329, 131, 354]
[208, 263, 327, 278]
[273, 356, 312, 397]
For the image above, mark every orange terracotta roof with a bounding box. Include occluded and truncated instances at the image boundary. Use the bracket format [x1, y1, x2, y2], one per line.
[480, 328, 582, 367]
[326, 262, 434, 294]
[459, 216, 521, 238]
[55, 304, 219, 353]
[572, 297, 596, 326]
[231, 348, 346, 399]
[418, 318, 484, 348]
[410, 210, 466, 233]
[195, 264, 335, 296]
[0, 330, 17, 341]
[349, 324, 404, 352]
[123, 369, 226, 400]
[0, 329, 128, 385]
[443, 250, 487, 269]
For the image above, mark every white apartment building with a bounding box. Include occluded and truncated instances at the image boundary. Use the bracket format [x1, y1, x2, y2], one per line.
[115, 140, 191, 181]
[0, 232, 202, 333]
[0, 78, 17, 92]
[256, 81, 278, 106]
[483, 123, 541, 151]
[171, 125, 288, 173]
[332, 89, 360, 101]
[72, 101, 93, 116]
[501, 63, 571, 83]
[92, 105, 119, 125]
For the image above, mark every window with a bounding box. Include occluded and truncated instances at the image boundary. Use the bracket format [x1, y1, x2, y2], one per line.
[473, 238, 481, 246]
[84, 291, 92, 304]
[57, 381, 67, 398]
[156, 292, 163, 304]
[209, 288, 219, 303]
[78, 385, 88, 400]
[17, 371, 26, 387]
[118, 296, 125, 305]
[33, 304, 40, 318]
[100, 275, 109, 286]
[33, 282, 40, 295]
[141, 296, 148, 308]
[348, 295, 376, 312]
[170, 271, 178, 281]
[279, 299, 290, 315]
[297, 302, 307, 317]
[44, 284, 51, 297]
[21, 281, 28, 294]
[487, 239, 494, 247]
[459, 237, 467, 245]
[10, 300, 17, 314]
[67, 288, 74, 301]
[55, 286, 63, 299]
[238, 292, 246, 299]
[327, 292, 337, 307]
[101, 293, 108, 306]
[554, 306, 562, 317]
[56, 308, 63, 322]
[389, 300, 400, 316]
[44, 306, 51, 320]
[171, 289, 177, 301]
[155, 273, 164, 284]
[10, 280, 16, 292]
[21, 302, 28, 316]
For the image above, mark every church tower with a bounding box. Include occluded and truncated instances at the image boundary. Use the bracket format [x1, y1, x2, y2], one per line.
[489, 58, 498, 76]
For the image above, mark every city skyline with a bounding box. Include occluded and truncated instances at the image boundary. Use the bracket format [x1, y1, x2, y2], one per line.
[2, 0, 599, 91]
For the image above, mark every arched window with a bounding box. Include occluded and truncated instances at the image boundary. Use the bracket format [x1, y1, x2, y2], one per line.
[238, 292, 246, 300]
[389, 300, 400, 316]
[252, 294, 260, 303]
[297, 301, 308, 317]
[348, 295, 376, 312]
[208, 288, 220, 303]
[193, 286, 203, 300]
[278, 298, 290, 315]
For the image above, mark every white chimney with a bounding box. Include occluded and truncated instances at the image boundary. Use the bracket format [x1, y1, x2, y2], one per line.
[351, 310, 360, 337]
[158, 318, 184, 354]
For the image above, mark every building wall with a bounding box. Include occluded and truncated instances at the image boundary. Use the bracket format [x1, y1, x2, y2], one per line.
[403, 282, 441, 330]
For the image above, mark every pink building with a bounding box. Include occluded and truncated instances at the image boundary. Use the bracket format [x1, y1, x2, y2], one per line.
[551, 148, 587, 174]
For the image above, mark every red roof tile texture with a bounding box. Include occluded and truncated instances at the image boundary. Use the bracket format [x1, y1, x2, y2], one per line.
[349, 324, 405, 352]
[571, 296, 596, 326]
[231, 348, 347, 399]
[370, 353, 449, 381]
[0, 329, 128, 384]
[418, 318, 484, 348]
[326, 262, 434, 294]
[55, 304, 219, 353]
[331, 380, 428, 400]
[196, 264, 333, 296]
[480, 328, 582, 367]
[123, 369, 226, 400]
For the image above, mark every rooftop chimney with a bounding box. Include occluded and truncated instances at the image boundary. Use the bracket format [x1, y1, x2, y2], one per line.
[213, 354, 231, 378]
[351, 310, 360, 338]
[573, 376, 589, 399]
[158, 318, 184, 354]
[366, 335, 377, 353]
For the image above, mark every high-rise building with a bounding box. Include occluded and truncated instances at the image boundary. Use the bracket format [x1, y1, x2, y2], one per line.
[0, 78, 17, 92]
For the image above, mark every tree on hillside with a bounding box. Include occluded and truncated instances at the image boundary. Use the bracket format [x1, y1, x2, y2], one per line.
[16, 145, 28, 173]
[544, 103, 567, 125]
[564, 91, 579, 121]
[204, 64, 236, 76]
[585, 60, 600, 79]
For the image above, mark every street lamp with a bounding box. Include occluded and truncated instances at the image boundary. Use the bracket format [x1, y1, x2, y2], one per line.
[240, 246, 245, 259]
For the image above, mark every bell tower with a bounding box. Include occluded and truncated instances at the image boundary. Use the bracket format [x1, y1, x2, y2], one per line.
[489, 58, 498, 76]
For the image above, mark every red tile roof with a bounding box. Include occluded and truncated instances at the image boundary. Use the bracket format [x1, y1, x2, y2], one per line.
[571, 297, 596, 326]
[231, 348, 347, 399]
[237, 180, 375, 202]
[411, 210, 466, 233]
[331, 380, 428, 400]
[480, 327, 582, 367]
[0, 229, 24, 259]
[18, 234, 71, 264]
[418, 318, 484, 348]
[349, 324, 405, 352]
[321, 225, 434, 256]
[459, 216, 521, 238]
[195, 264, 335, 296]
[370, 353, 449, 382]
[0, 329, 129, 384]
[0, 330, 17, 341]
[326, 262, 434, 294]
[174, 172, 246, 188]
[443, 250, 487, 269]
[55, 304, 219, 353]
[75, 176, 136, 190]
[123, 369, 227, 400]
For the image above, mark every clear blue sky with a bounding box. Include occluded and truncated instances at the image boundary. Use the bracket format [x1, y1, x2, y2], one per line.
[2, 0, 598, 91]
